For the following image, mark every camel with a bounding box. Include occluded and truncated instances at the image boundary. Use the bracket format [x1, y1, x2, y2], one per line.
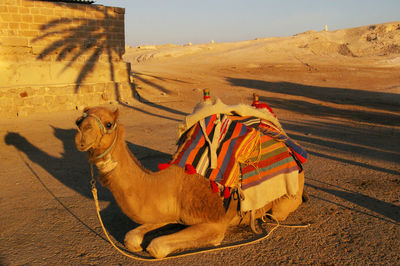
[75, 106, 305, 259]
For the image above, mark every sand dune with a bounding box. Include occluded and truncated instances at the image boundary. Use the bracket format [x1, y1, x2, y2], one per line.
[125, 22, 400, 65]
[125, 22, 400, 108]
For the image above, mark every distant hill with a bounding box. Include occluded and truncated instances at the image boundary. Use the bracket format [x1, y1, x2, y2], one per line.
[125, 22, 400, 65]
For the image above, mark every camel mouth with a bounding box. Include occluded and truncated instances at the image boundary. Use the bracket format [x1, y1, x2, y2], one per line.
[77, 142, 94, 152]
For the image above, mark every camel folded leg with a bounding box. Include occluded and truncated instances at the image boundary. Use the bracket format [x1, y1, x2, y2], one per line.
[271, 171, 305, 221]
[146, 222, 227, 259]
[125, 223, 168, 252]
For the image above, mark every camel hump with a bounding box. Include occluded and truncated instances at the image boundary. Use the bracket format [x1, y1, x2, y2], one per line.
[179, 174, 226, 224]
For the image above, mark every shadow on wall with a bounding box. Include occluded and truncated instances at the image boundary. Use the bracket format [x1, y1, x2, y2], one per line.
[30, 1, 126, 93]
[30, 1, 188, 121]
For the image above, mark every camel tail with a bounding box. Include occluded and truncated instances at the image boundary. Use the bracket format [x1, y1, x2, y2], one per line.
[302, 190, 310, 203]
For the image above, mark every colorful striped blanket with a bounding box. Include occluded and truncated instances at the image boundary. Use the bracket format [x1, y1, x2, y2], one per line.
[171, 110, 307, 212]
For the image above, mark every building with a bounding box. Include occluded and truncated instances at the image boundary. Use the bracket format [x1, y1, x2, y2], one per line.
[0, 0, 135, 117]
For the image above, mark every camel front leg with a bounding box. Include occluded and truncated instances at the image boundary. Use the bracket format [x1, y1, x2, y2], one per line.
[125, 223, 168, 252]
[146, 222, 227, 259]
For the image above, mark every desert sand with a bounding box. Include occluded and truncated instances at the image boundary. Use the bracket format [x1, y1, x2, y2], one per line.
[1, 22, 399, 264]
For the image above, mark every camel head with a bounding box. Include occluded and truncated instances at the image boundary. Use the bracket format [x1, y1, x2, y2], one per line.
[75, 107, 119, 157]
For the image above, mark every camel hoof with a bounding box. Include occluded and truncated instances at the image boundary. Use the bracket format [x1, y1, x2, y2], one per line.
[270, 212, 290, 221]
[124, 232, 143, 252]
[147, 238, 170, 259]
[212, 241, 222, 247]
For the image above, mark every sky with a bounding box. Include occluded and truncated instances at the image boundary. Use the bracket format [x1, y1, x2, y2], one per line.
[95, 0, 400, 47]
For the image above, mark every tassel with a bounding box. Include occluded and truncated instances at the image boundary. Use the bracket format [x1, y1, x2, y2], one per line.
[210, 180, 219, 193]
[158, 163, 170, 171]
[185, 164, 197, 175]
[255, 103, 276, 117]
[223, 187, 231, 199]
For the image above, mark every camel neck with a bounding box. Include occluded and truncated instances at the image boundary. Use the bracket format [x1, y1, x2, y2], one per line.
[93, 126, 150, 188]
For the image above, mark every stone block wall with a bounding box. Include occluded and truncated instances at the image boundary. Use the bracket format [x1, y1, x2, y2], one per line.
[0, 0, 136, 117]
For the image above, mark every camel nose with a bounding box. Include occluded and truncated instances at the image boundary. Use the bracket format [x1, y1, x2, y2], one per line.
[78, 136, 86, 148]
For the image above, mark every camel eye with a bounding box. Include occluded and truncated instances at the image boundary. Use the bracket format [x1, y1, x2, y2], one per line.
[106, 122, 112, 128]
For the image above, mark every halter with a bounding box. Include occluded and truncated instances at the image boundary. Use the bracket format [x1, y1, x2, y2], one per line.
[78, 112, 118, 159]
[80, 112, 118, 135]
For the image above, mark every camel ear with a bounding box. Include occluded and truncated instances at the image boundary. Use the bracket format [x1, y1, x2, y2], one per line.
[113, 108, 119, 121]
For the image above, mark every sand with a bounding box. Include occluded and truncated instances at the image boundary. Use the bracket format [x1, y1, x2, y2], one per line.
[0, 22, 399, 264]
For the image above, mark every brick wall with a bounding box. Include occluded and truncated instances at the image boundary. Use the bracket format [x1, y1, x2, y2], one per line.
[0, 0, 136, 117]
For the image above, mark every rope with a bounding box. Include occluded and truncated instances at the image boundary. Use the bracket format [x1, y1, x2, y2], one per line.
[93, 129, 118, 160]
[89, 164, 310, 261]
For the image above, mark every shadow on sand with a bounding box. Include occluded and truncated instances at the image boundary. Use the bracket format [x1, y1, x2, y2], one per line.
[5, 118, 400, 244]
[227, 77, 400, 225]
[226, 78, 400, 115]
[4, 127, 172, 244]
[307, 182, 400, 224]
[227, 77, 400, 164]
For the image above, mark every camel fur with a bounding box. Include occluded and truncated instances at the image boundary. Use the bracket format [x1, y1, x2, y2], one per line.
[75, 106, 305, 259]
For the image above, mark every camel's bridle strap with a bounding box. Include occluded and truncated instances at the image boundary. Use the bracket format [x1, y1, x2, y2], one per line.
[81, 112, 117, 135]
[93, 129, 118, 160]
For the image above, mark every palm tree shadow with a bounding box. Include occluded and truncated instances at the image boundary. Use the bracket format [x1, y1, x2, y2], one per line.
[31, 1, 191, 125]
[4, 127, 173, 243]
[31, 3, 125, 93]
[31, 7, 188, 123]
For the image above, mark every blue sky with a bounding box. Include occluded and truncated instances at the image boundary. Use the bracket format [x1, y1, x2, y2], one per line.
[96, 0, 400, 47]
